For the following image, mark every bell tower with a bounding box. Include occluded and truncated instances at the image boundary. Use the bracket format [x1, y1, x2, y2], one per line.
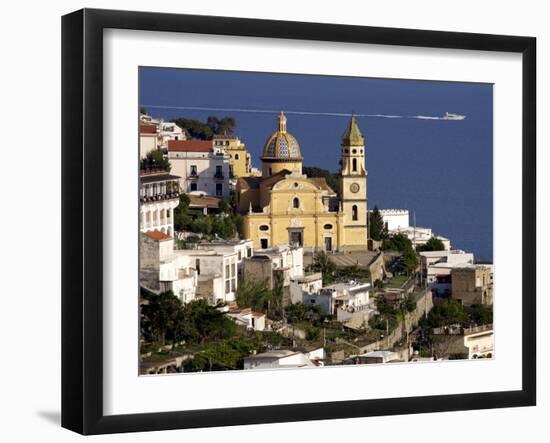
[339, 115, 368, 247]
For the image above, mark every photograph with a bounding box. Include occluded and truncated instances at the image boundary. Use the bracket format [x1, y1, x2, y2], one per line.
[138, 67, 494, 375]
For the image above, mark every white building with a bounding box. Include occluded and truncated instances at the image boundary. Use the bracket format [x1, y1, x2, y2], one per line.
[243, 348, 324, 370]
[297, 280, 373, 325]
[392, 226, 451, 251]
[196, 239, 254, 269]
[139, 122, 159, 159]
[168, 139, 231, 198]
[256, 244, 304, 280]
[463, 325, 494, 359]
[140, 231, 198, 303]
[322, 281, 373, 323]
[378, 209, 410, 231]
[176, 249, 239, 304]
[419, 249, 475, 295]
[140, 170, 181, 237]
[159, 121, 187, 148]
[376, 208, 451, 250]
[290, 273, 323, 304]
[227, 307, 266, 331]
[349, 350, 400, 364]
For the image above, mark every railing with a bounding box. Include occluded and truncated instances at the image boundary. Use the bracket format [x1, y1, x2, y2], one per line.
[464, 324, 493, 335]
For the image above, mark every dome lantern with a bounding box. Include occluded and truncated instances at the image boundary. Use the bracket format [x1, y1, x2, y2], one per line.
[261, 112, 303, 177]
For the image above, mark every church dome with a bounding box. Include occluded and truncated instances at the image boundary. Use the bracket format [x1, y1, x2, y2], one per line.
[261, 112, 302, 161]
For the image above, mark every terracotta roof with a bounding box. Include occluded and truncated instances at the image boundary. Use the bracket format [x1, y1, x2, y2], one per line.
[168, 139, 212, 152]
[238, 308, 266, 318]
[144, 230, 171, 241]
[237, 176, 261, 190]
[309, 177, 336, 193]
[188, 194, 221, 208]
[260, 169, 291, 189]
[140, 123, 157, 134]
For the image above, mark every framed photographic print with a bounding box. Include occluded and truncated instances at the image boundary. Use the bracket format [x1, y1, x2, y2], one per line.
[61, 8, 536, 435]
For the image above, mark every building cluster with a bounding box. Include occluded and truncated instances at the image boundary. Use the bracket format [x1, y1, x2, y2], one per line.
[139, 110, 494, 371]
[376, 209, 451, 250]
[419, 249, 493, 306]
[140, 113, 260, 201]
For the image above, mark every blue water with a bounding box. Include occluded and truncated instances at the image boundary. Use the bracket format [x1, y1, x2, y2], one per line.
[139, 68, 493, 261]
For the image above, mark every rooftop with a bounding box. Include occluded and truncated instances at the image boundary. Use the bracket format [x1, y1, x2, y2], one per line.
[143, 230, 172, 241]
[168, 139, 212, 152]
[140, 123, 157, 134]
[188, 194, 221, 209]
[140, 172, 181, 184]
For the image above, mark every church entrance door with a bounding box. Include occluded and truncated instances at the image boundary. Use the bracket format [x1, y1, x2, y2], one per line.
[324, 236, 333, 252]
[289, 229, 303, 247]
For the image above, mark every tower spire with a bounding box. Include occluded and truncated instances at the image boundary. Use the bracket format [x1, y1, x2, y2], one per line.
[342, 114, 364, 146]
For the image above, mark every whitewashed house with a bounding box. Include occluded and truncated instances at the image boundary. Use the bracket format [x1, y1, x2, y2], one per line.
[290, 273, 323, 304]
[419, 249, 475, 295]
[197, 239, 254, 270]
[140, 170, 181, 237]
[139, 122, 160, 159]
[227, 307, 266, 331]
[140, 231, 198, 303]
[243, 348, 324, 370]
[176, 249, 239, 304]
[168, 139, 231, 198]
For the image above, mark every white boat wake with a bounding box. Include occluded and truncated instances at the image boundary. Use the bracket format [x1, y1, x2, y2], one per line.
[141, 105, 466, 121]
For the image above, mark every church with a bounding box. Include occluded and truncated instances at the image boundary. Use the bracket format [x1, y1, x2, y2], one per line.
[235, 112, 369, 252]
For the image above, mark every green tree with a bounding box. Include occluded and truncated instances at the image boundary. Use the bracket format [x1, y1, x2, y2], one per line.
[285, 303, 323, 324]
[426, 298, 468, 328]
[171, 116, 236, 140]
[235, 278, 273, 313]
[218, 199, 231, 214]
[181, 299, 237, 344]
[467, 304, 493, 325]
[140, 149, 171, 172]
[401, 294, 417, 313]
[140, 290, 182, 345]
[309, 251, 336, 285]
[417, 237, 445, 252]
[382, 234, 418, 275]
[368, 205, 387, 241]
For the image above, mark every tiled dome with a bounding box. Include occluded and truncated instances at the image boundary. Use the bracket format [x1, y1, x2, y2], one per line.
[261, 112, 302, 160]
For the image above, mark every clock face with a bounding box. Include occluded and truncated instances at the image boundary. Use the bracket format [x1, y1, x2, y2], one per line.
[350, 183, 360, 193]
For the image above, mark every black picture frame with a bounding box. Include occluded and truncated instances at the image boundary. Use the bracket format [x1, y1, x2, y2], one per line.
[62, 8, 537, 435]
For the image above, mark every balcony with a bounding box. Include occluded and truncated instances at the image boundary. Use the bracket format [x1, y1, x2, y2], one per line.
[214, 173, 225, 180]
[140, 191, 180, 203]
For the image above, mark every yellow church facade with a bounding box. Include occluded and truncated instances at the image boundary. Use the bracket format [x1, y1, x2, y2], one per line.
[236, 112, 369, 252]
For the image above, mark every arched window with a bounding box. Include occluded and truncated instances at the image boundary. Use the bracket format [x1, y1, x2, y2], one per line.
[293, 197, 300, 209]
[352, 158, 358, 172]
[352, 205, 358, 221]
[235, 153, 239, 160]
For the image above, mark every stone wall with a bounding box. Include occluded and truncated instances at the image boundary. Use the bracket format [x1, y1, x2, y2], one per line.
[357, 289, 433, 355]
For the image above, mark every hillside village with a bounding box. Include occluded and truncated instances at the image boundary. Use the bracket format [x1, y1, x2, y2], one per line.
[138, 111, 494, 374]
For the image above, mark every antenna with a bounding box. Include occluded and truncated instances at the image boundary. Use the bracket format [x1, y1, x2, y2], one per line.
[413, 210, 417, 250]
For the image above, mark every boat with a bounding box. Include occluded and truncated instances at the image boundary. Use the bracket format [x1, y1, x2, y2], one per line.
[443, 112, 466, 120]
